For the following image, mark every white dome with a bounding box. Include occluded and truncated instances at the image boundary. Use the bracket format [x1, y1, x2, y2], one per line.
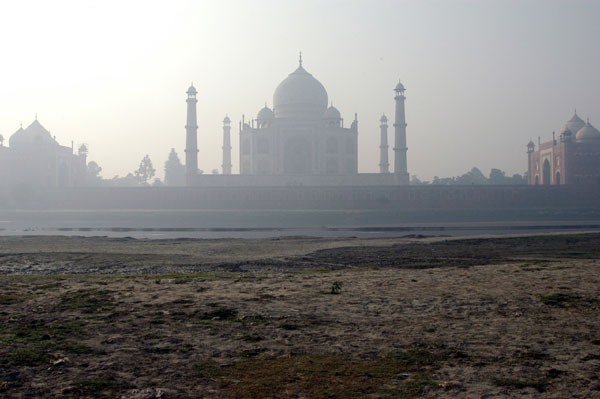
[575, 119, 600, 142]
[273, 63, 328, 119]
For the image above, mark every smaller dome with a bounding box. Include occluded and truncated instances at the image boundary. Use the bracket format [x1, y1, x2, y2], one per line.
[323, 105, 341, 120]
[564, 111, 585, 135]
[257, 105, 274, 120]
[223, 115, 231, 124]
[380, 114, 388, 123]
[395, 81, 405, 92]
[575, 119, 600, 141]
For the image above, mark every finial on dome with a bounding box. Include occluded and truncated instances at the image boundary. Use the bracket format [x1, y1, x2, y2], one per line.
[35, 113, 37, 121]
[299, 51, 302, 67]
[587, 117, 590, 124]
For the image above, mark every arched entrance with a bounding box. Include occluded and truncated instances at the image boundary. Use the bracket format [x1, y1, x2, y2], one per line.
[542, 159, 551, 185]
[555, 171, 561, 185]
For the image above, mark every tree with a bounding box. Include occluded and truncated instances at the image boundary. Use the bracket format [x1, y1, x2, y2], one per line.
[135, 155, 155, 185]
[489, 168, 507, 185]
[164, 148, 185, 186]
[86, 161, 103, 185]
[109, 173, 138, 187]
[510, 173, 527, 185]
[456, 167, 488, 185]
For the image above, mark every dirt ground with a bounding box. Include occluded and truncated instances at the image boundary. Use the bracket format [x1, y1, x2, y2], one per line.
[1, 233, 599, 398]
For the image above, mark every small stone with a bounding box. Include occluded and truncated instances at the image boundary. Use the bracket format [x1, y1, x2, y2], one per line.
[52, 358, 69, 366]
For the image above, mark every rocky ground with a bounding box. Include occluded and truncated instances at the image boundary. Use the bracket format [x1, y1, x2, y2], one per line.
[1, 233, 599, 398]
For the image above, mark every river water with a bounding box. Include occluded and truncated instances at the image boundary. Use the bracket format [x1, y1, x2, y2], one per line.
[1, 209, 599, 239]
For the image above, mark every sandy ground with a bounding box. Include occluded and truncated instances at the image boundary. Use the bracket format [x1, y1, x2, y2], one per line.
[1, 234, 599, 398]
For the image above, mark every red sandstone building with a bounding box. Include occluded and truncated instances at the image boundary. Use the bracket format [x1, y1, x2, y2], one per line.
[527, 112, 600, 185]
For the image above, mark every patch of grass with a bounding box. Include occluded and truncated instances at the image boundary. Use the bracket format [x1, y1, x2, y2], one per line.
[280, 323, 300, 331]
[6, 348, 49, 366]
[171, 298, 194, 305]
[239, 334, 263, 343]
[65, 343, 98, 355]
[240, 348, 267, 358]
[192, 360, 222, 380]
[242, 314, 271, 324]
[195, 353, 440, 398]
[56, 289, 115, 313]
[0, 320, 94, 366]
[200, 307, 238, 321]
[145, 346, 174, 354]
[73, 376, 118, 396]
[517, 350, 550, 361]
[547, 369, 565, 379]
[540, 293, 580, 307]
[3, 320, 83, 345]
[493, 377, 547, 392]
[0, 293, 27, 305]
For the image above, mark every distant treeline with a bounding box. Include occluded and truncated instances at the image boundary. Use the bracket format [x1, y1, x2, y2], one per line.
[412, 167, 527, 185]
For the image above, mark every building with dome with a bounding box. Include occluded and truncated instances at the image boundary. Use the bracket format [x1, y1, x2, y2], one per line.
[527, 111, 600, 185]
[239, 57, 358, 176]
[0, 119, 87, 189]
[185, 56, 409, 187]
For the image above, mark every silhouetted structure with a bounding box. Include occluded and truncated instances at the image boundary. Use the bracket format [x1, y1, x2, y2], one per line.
[222, 116, 232, 175]
[185, 55, 409, 187]
[0, 119, 86, 188]
[379, 114, 389, 173]
[527, 111, 600, 185]
[185, 84, 199, 185]
[393, 82, 409, 184]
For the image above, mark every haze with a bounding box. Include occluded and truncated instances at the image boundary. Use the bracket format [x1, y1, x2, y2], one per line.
[1, 0, 598, 182]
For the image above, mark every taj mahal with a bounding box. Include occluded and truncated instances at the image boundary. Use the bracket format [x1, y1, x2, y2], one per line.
[184, 55, 409, 187]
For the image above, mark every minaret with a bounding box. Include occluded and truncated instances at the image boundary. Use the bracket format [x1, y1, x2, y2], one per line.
[393, 80, 409, 183]
[185, 84, 198, 184]
[222, 116, 232, 175]
[379, 114, 389, 173]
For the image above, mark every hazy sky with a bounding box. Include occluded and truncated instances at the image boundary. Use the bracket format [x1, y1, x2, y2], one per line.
[1, 0, 599, 181]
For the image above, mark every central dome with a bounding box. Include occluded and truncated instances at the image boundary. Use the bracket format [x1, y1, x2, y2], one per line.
[273, 63, 328, 119]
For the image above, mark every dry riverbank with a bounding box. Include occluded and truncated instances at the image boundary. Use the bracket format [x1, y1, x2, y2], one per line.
[1, 233, 599, 398]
